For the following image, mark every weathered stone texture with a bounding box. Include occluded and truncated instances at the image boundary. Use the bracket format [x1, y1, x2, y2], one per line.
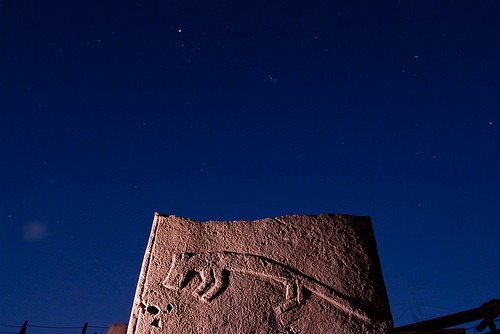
[128, 213, 393, 333]
[106, 323, 127, 334]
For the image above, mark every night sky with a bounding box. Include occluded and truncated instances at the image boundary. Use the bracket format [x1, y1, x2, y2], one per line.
[1, 1, 499, 332]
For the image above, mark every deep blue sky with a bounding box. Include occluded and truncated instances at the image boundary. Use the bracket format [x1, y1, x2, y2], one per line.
[1, 1, 499, 332]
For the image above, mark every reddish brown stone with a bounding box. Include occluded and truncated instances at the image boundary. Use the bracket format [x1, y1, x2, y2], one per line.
[127, 213, 393, 333]
[105, 323, 127, 334]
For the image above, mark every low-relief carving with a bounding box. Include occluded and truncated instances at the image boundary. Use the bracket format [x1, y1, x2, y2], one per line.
[163, 252, 370, 322]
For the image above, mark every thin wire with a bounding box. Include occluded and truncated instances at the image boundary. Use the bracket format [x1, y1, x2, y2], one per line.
[0, 323, 110, 330]
[465, 322, 478, 333]
[28, 324, 83, 329]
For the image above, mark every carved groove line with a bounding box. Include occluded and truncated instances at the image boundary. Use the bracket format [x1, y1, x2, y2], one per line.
[163, 251, 371, 322]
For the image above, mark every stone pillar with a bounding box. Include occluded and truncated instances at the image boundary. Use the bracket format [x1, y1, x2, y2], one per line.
[127, 213, 393, 333]
[105, 323, 127, 334]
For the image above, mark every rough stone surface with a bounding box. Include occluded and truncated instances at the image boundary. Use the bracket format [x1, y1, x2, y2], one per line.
[106, 323, 128, 334]
[127, 213, 393, 333]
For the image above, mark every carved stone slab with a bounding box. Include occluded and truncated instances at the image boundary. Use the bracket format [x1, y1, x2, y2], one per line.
[127, 213, 393, 333]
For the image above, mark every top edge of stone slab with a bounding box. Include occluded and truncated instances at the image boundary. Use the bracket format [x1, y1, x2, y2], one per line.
[154, 212, 372, 223]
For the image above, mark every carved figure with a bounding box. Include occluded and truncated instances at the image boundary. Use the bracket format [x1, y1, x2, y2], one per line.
[163, 252, 370, 322]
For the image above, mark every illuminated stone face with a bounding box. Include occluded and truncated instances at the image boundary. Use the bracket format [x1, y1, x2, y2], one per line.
[128, 213, 393, 334]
